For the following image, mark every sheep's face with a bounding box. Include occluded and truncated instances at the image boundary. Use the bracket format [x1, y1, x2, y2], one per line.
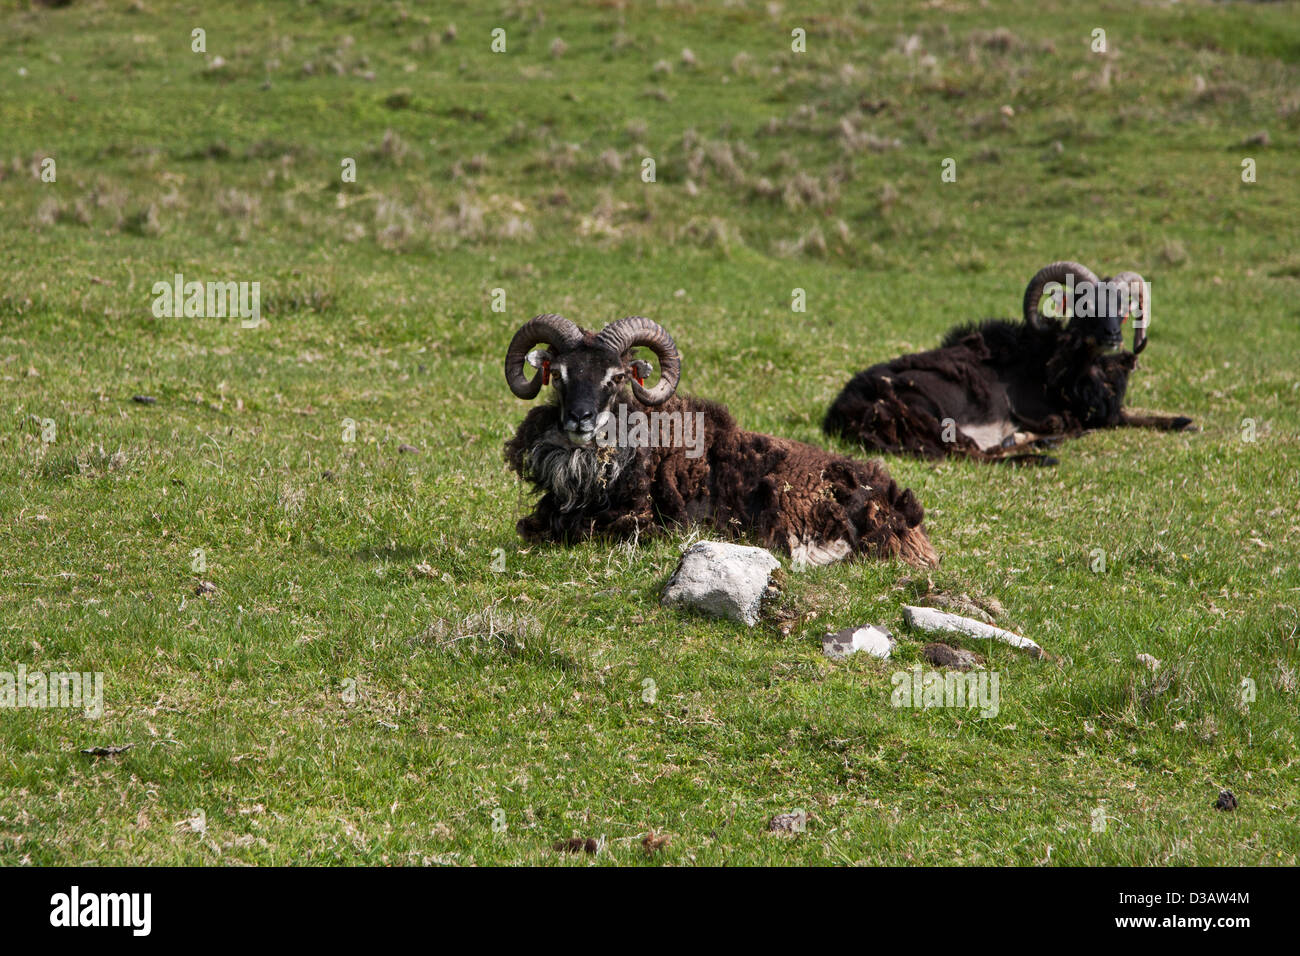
[1067, 305, 1126, 352]
[1028, 265, 1148, 356]
[527, 346, 652, 445]
[1062, 279, 1139, 352]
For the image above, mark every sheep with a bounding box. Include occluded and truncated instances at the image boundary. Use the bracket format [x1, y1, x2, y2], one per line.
[823, 260, 1195, 465]
[503, 313, 938, 567]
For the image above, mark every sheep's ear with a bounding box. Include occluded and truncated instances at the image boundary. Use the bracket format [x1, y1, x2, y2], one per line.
[1039, 282, 1069, 320]
[1051, 286, 1069, 318]
[525, 348, 554, 369]
[628, 359, 653, 380]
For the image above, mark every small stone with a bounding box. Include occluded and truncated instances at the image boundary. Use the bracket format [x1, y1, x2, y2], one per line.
[81, 744, 133, 757]
[397, 443, 419, 454]
[1215, 790, 1238, 811]
[822, 625, 894, 661]
[132, 395, 157, 405]
[922, 642, 983, 671]
[1136, 652, 1161, 671]
[767, 812, 806, 833]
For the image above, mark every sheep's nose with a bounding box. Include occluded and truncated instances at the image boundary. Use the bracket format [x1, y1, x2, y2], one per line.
[565, 411, 595, 430]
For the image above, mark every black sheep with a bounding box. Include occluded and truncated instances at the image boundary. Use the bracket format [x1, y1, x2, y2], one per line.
[823, 261, 1194, 465]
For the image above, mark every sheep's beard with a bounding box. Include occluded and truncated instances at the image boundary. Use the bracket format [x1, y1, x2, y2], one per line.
[524, 430, 635, 514]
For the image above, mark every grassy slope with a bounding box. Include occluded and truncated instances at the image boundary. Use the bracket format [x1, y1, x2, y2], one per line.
[0, 0, 1297, 865]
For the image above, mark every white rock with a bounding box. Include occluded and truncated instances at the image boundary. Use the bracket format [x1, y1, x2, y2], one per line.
[902, 604, 1043, 658]
[822, 625, 894, 660]
[660, 541, 780, 627]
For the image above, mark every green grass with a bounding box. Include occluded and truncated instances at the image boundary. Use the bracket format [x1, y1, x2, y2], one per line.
[1, 0, 1298, 865]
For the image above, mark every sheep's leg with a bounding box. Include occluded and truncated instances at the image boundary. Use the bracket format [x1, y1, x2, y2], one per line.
[998, 429, 1065, 450]
[1120, 410, 1197, 431]
[996, 452, 1059, 467]
[971, 432, 1059, 467]
[788, 533, 852, 567]
[515, 501, 558, 542]
[943, 441, 1056, 467]
[517, 495, 658, 545]
[605, 509, 659, 539]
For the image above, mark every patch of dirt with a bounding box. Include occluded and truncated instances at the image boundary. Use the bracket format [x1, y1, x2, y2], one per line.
[553, 836, 598, 854]
[641, 830, 670, 856]
[922, 642, 984, 671]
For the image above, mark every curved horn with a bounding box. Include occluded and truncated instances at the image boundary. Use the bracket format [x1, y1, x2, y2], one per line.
[1106, 270, 1148, 354]
[593, 315, 681, 406]
[1023, 260, 1101, 329]
[504, 313, 584, 399]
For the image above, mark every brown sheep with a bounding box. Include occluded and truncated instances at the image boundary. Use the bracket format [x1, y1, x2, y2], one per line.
[503, 314, 938, 567]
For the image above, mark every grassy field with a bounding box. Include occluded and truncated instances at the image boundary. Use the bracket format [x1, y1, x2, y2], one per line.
[1, 0, 1297, 865]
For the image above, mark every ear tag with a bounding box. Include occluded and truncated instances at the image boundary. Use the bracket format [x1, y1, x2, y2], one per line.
[633, 368, 645, 386]
[541, 359, 551, 386]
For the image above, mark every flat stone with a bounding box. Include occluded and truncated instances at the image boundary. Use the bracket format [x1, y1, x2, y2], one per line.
[903, 604, 1043, 658]
[822, 624, 895, 661]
